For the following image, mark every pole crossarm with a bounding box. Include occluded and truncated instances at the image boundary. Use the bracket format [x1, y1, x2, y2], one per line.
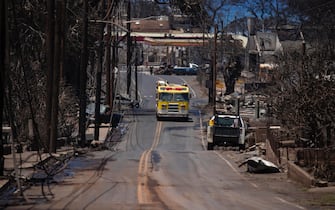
[89, 19, 129, 32]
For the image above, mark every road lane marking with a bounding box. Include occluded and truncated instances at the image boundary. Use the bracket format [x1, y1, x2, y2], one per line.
[138, 151, 151, 203]
[200, 105, 259, 188]
[179, 77, 196, 98]
[275, 196, 306, 209]
[193, 107, 304, 209]
[199, 110, 206, 150]
[214, 151, 259, 188]
[137, 121, 162, 204]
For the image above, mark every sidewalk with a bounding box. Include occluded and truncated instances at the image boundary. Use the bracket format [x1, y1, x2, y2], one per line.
[86, 123, 111, 144]
[0, 123, 111, 194]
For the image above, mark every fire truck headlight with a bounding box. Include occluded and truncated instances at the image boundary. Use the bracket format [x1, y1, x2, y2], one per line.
[162, 104, 167, 110]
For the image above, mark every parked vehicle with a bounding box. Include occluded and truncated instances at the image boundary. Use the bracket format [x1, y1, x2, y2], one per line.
[172, 67, 197, 75]
[207, 114, 246, 150]
[172, 63, 198, 75]
[86, 103, 122, 126]
[155, 64, 173, 75]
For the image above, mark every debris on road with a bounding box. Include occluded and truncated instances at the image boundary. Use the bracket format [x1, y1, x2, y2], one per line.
[239, 156, 280, 173]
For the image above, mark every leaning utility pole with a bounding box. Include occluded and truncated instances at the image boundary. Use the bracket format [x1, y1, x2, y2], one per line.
[79, 0, 88, 147]
[0, 0, 8, 176]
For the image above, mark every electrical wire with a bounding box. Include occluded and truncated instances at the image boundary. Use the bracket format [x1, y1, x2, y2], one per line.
[300, 0, 335, 13]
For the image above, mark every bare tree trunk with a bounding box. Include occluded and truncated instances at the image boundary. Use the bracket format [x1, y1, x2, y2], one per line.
[79, 0, 88, 147]
[46, 0, 55, 152]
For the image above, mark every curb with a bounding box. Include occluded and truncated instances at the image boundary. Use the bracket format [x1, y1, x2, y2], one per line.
[288, 160, 315, 187]
[0, 178, 11, 195]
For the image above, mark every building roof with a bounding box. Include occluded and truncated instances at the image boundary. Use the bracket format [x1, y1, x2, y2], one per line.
[247, 32, 283, 55]
[131, 19, 170, 33]
[130, 32, 248, 47]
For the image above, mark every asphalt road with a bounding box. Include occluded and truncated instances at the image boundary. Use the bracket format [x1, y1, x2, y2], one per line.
[4, 73, 332, 209]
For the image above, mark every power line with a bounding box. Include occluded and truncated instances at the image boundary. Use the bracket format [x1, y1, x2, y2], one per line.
[300, 0, 335, 13]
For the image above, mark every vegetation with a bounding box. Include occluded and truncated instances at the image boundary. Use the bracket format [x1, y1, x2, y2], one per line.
[2, 1, 105, 152]
[267, 1, 335, 149]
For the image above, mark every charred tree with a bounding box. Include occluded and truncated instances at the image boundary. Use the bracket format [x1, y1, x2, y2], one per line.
[223, 56, 242, 95]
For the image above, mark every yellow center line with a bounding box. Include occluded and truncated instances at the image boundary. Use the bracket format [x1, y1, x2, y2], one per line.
[137, 121, 162, 204]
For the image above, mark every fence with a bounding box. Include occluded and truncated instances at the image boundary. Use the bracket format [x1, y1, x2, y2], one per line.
[296, 148, 335, 181]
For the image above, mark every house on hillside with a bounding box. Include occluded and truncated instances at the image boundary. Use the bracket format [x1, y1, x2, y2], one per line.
[130, 16, 170, 33]
[245, 25, 304, 81]
[246, 31, 283, 83]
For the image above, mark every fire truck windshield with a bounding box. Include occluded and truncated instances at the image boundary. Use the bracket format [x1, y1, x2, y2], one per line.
[159, 93, 188, 102]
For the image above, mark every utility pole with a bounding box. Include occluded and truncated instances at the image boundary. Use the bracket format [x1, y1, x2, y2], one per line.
[105, 0, 111, 107]
[220, 20, 224, 59]
[94, 1, 105, 141]
[59, 0, 66, 80]
[79, 0, 88, 147]
[126, 0, 132, 96]
[111, 16, 117, 110]
[0, 0, 8, 176]
[46, 0, 55, 152]
[50, 0, 62, 153]
[135, 38, 138, 101]
[212, 24, 218, 115]
[300, 31, 305, 88]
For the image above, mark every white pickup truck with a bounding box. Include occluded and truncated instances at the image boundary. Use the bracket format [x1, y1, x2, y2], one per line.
[207, 114, 246, 150]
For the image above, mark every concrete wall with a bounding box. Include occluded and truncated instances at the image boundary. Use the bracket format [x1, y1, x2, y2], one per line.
[265, 139, 315, 188]
[287, 161, 315, 187]
[265, 138, 280, 166]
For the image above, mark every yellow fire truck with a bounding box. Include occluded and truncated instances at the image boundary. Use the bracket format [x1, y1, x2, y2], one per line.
[156, 80, 190, 120]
